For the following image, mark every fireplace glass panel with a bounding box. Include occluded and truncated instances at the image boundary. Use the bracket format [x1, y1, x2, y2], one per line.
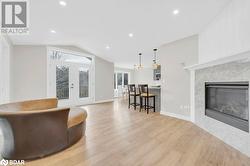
[206, 87, 248, 121]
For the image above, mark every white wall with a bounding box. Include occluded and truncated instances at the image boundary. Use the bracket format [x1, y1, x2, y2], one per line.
[115, 67, 135, 84]
[95, 56, 114, 101]
[159, 35, 198, 119]
[0, 36, 12, 104]
[10, 45, 114, 103]
[199, 0, 250, 63]
[134, 68, 160, 86]
[11, 46, 47, 101]
[53, 45, 93, 55]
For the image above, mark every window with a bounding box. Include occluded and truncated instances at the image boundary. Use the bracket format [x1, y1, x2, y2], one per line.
[114, 72, 130, 89]
[117, 73, 123, 86]
[124, 73, 128, 87]
[114, 73, 116, 89]
[114, 71, 130, 97]
[56, 66, 69, 100]
[79, 68, 89, 98]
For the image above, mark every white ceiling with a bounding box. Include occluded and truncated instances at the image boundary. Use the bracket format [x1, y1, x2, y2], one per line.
[9, 0, 231, 68]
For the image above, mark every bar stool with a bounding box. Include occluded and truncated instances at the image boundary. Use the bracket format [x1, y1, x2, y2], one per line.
[128, 84, 140, 110]
[138, 84, 156, 114]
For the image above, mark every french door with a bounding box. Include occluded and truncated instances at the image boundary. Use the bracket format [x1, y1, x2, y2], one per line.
[47, 48, 94, 106]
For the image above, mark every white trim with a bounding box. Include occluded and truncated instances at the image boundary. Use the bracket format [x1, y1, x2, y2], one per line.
[160, 111, 190, 121]
[184, 50, 250, 70]
[47, 46, 95, 59]
[74, 99, 114, 107]
[93, 99, 114, 104]
[190, 70, 195, 123]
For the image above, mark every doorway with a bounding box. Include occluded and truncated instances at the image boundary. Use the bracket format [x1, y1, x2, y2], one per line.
[47, 47, 95, 106]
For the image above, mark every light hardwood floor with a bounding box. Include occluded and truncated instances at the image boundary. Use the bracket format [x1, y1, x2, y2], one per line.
[26, 99, 250, 166]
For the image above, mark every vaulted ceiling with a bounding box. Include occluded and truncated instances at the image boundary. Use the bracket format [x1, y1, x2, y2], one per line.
[10, 0, 231, 68]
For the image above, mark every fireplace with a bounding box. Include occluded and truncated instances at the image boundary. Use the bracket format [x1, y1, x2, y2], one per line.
[205, 82, 249, 132]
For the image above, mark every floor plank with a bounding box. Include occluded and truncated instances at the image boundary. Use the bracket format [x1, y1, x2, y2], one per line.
[25, 99, 250, 166]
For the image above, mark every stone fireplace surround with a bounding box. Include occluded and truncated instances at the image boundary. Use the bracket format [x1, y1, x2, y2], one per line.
[193, 59, 250, 157]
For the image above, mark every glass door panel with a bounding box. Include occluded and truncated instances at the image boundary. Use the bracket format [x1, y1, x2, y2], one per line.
[117, 73, 123, 87]
[117, 73, 123, 97]
[56, 65, 69, 100]
[124, 73, 128, 87]
[79, 67, 89, 98]
[114, 73, 116, 89]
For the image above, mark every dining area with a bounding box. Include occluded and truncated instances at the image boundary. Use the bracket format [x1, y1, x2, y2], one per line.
[114, 62, 161, 114]
[127, 84, 161, 114]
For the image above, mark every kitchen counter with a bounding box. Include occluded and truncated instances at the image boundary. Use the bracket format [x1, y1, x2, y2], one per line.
[132, 86, 161, 112]
[149, 87, 161, 112]
[149, 86, 161, 90]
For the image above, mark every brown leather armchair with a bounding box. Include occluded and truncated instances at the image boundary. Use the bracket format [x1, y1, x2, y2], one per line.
[0, 98, 87, 160]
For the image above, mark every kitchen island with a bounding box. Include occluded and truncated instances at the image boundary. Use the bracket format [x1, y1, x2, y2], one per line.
[137, 86, 161, 112]
[148, 86, 161, 112]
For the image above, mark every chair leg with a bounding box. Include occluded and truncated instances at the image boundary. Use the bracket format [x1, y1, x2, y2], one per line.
[144, 97, 146, 110]
[153, 96, 156, 112]
[128, 95, 130, 108]
[134, 95, 136, 110]
[147, 97, 149, 114]
[140, 97, 142, 112]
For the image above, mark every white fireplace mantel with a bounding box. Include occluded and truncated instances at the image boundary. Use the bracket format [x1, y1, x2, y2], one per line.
[184, 50, 250, 71]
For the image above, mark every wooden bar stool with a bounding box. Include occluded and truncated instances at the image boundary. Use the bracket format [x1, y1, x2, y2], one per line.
[138, 84, 156, 114]
[128, 84, 140, 110]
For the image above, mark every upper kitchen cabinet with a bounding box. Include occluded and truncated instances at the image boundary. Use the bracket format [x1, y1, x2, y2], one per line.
[153, 65, 161, 81]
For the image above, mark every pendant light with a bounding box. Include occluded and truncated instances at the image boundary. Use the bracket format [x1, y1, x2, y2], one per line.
[152, 48, 159, 69]
[135, 53, 143, 70]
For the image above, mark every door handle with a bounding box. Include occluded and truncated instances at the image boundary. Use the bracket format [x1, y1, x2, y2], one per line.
[70, 83, 74, 89]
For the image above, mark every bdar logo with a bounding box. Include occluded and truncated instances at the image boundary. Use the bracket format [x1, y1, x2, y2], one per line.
[0, 159, 8, 166]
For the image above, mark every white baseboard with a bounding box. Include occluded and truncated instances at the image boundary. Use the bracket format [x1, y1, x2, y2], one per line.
[94, 99, 114, 104]
[76, 99, 114, 107]
[160, 111, 190, 121]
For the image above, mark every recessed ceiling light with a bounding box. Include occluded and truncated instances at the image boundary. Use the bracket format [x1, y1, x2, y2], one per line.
[128, 33, 134, 37]
[173, 9, 179, 15]
[50, 30, 56, 34]
[59, 1, 67, 6]
[106, 45, 110, 50]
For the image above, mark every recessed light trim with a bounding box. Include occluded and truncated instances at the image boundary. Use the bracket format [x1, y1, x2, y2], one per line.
[59, 1, 67, 6]
[50, 30, 57, 34]
[173, 9, 179, 15]
[128, 33, 134, 37]
[106, 45, 110, 50]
